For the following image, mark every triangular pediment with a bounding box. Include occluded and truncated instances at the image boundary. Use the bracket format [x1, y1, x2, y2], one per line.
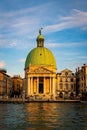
[30, 67, 53, 74]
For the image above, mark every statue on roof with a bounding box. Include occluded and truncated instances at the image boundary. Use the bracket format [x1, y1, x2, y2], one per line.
[39, 28, 43, 35]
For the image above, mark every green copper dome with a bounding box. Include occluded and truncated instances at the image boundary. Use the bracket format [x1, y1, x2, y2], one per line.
[25, 47, 56, 68]
[25, 29, 56, 69]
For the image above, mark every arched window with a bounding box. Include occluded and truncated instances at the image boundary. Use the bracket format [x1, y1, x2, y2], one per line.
[59, 92, 63, 98]
[65, 72, 68, 76]
[71, 78, 73, 82]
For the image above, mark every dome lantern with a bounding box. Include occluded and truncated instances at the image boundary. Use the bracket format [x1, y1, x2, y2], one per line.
[36, 28, 44, 47]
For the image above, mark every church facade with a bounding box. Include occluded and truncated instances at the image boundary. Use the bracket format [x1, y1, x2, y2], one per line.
[24, 30, 76, 100]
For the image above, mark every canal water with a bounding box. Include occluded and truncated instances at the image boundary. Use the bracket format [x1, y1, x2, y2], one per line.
[0, 103, 87, 130]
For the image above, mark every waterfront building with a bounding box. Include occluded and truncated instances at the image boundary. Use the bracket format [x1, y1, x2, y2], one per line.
[0, 69, 12, 97]
[76, 64, 87, 99]
[24, 29, 57, 100]
[11, 75, 23, 97]
[56, 69, 76, 99]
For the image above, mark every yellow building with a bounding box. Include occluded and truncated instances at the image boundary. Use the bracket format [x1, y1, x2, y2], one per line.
[0, 69, 12, 97]
[24, 29, 57, 100]
[11, 75, 23, 97]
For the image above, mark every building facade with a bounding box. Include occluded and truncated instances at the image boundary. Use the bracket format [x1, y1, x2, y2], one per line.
[56, 69, 76, 99]
[0, 69, 12, 98]
[76, 64, 87, 99]
[11, 75, 23, 97]
[24, 30, 57, 100]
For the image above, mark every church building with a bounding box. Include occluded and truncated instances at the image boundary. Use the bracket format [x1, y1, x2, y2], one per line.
[24, 29, 57, 100]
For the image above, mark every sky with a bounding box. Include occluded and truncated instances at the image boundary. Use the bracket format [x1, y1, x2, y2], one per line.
[0, 0, 87, 77]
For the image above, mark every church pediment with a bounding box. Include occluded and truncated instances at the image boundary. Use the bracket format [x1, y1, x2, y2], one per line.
[30, 67, 53, 74]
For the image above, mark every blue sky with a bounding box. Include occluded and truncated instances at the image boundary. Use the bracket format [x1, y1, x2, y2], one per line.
[0, 0, 87, 77]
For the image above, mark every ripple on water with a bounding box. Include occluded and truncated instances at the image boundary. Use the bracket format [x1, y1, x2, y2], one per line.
[0, 103, 87, 130]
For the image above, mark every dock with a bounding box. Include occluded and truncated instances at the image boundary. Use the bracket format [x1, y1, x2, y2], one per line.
[0, 98, 81, 104]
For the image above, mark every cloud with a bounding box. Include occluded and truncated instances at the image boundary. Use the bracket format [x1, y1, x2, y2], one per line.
[45, 41, 87, 48]
[0, 5, 42, 41]
[0, 5, 39, 17]
[19, 58, 25, 63]
[0, 39, 5, 46]
[0, 38, 35, 49]
[0, 5, 87, 36]
[0, 5, 87, 50]
[0, 61, 5, 68]
[78, 56, 87, 59]
[44, 9, 87, 33]
[0, 3, 49, 30]
[0, 39, 17, 48]
[21, 71, 25, 78]
[9, 41, 17, 47]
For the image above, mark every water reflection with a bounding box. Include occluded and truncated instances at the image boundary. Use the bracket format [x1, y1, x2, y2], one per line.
[0, 103, 87, 130]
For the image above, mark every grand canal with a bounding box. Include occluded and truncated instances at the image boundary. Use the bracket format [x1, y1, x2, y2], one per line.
[0, 103, 87, 130]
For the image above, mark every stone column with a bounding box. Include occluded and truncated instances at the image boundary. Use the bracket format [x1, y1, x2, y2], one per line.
[37, 77, 39, 94]
[44, 77, 46, 94]
[31, 77, 33, 95]
[53, 77, 55, 95]
[51, 77, 53, 95]
[28, 77, 30, 96]
[50, 77, 51, 94]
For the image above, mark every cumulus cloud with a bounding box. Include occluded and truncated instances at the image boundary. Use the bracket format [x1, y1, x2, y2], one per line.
[0, 61, 5, 68]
